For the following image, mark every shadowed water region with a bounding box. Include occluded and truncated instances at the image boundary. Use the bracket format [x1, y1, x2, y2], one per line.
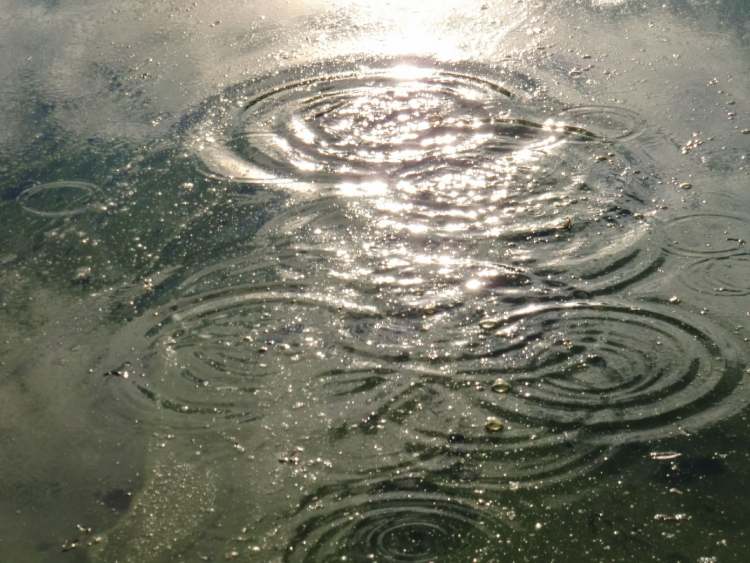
[1, 1, 750, 562]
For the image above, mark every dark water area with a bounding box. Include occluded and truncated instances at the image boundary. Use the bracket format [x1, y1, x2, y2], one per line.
[1, 1, 749, 561]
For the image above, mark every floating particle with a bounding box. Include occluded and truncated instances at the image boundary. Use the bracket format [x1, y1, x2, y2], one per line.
[103, 363, 132, 379]
[279, 446, 304, 465]
[681, 135, 704, 154]
[650, 451, 682, 461]
[491, 378, 511, 394]
[73, 266, 92, 284]
[479, 318, 501, 330]
[485, 416, 505, 433]
[654, 513, 691, 522]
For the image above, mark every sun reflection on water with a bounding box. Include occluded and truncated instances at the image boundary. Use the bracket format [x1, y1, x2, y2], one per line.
[190, 55, 654, 314]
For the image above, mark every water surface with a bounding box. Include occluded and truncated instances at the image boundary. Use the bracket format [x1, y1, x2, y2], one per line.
[1, 1, 750, 561]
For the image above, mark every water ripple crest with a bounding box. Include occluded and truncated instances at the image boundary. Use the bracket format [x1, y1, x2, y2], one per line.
[472, 300, 748, 445]
[678, 254, 750, 297]
[102, 282, 379, 431]
[283, 484, 511, 563]
[186, 61, 661, 291]
[17, 180, 101, 217]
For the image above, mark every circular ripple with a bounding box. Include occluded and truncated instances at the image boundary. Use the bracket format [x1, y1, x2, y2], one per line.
[678, 254, 750, 297]
[285, 489, 510, 563]
[663, 213, 748, 257]
[247, 195, 552, 312]
[475, 301, 748, 445]
[102, 285, 379, 431]
[190, 65, 575, 241]
[244, 173, 661, 314]
[192, 66, 525, 182]
[556, 105, 646, 143]
[316, 366, 613, 494]
[186, 62, 662, 293]
[17, 181, 100, 217]
[188, 66, 633, 223]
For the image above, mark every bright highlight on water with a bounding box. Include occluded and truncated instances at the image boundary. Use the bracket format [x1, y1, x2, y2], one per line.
[1, 1, 750, 562]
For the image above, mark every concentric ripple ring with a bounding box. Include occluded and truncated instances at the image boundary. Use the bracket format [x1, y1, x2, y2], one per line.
[17, 180, 101, 217]
[556, 105, 647, 143]
[101, 286, 379, 431]
[284, 489, 510, 562]
[186, 61, 662, 295]
[474, 300, 748, 445]
[678, 254, 750, 297]
[663, 213, 749, 257]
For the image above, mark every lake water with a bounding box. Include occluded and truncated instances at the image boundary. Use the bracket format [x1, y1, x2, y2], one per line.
[1, 1, 749, 561]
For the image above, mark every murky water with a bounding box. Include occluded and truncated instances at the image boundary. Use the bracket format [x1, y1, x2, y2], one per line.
[1, 1, 750, 561]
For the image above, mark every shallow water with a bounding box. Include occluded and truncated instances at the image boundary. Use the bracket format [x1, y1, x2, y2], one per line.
[1, 1, 750, 561]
